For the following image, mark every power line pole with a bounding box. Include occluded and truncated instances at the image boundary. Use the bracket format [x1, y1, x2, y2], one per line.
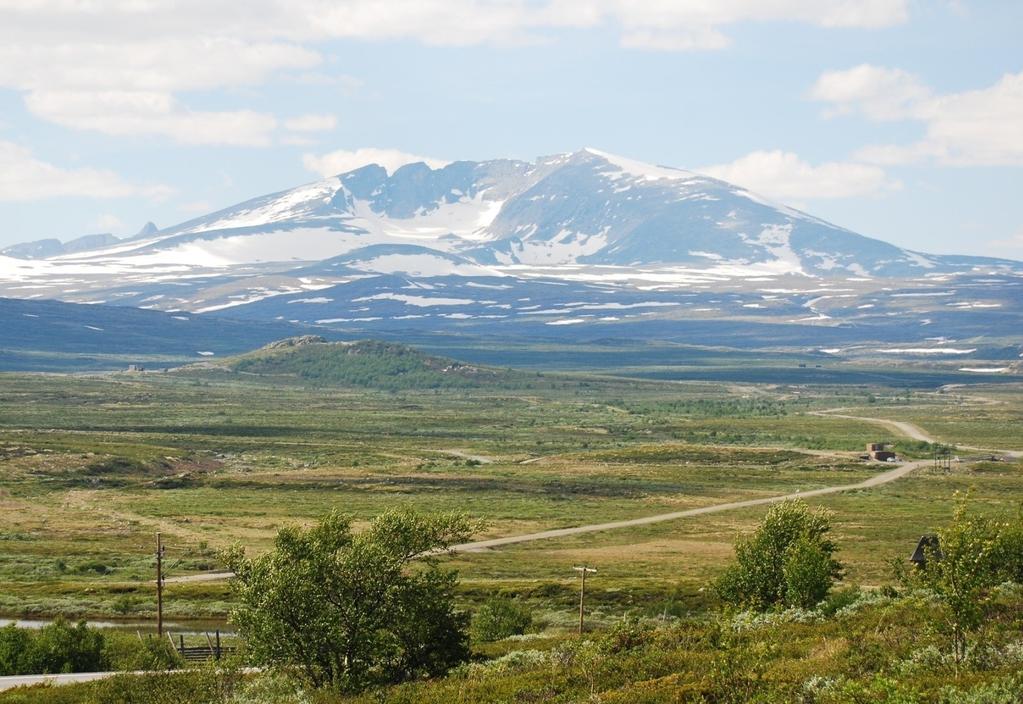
[155, 532, 165, 637]
[573, 565, 597, 635]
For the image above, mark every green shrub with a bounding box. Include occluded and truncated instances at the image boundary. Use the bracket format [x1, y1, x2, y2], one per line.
[783, 534, 839, 609]
[0, 619, 106, 676]
[940, 677, 1023, 704]
[715, 500, 842, 611]
[471, 598, 533, 643]
[85, 664, 243, 704]
[913, 497, 1016, 671]
[225, 508, 474, 692]
[103, 632, 182, 671]
[0, 625, 34, 675]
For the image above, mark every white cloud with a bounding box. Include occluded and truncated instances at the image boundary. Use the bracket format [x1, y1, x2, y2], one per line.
[25, 90, 279, 146]
[93, 213, 125, 232]
[0, 32, 317, 146]
[701, 150, 899, 200]
[180, 200, 215, 215]
[986, 228, 1023, 260]
[0, 140, 172, 202]
[809, 64, 930, 120]
[0, 2, 911, 143]
[600, 1, 909, 51]
[303, 148, 449, 177]
[292, 73, 364, 93]
[812, 66, 1023, 166]
[284, 114, 338, 132]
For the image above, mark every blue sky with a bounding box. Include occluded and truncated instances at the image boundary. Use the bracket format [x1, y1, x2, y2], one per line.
[0, 1, 1021, 258]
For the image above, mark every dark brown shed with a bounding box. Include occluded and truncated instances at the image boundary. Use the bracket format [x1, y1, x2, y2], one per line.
[911, 535, 942, 568]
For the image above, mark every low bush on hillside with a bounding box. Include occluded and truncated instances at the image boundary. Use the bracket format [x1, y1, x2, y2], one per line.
[0, 621, 181, 677]
[471, 597, 533, 642]
[0, 620, 104, 676]
[232, 341, 512, 390]
[715, 500, 843, 611]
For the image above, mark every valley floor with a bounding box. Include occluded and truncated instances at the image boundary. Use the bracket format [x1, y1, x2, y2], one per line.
[0, 370, 1020, 623]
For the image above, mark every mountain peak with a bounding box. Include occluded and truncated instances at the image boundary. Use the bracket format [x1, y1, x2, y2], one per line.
[135, 221, 160, 238]
[1, 148, 1017, 307]
[575, 147, 697, 182]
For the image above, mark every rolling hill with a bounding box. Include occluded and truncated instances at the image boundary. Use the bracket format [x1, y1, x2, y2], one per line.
[197, 336, 521, 389]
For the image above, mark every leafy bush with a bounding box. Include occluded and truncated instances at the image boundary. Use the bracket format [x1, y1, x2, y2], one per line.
[0, 625, 34, 675]
[0, 619, 106, 676]
[471, 598, 533, 642]
[939, 677, 1023, 704]
[783, 534, 839, 609]
[225, 507, 475, 692]
[716, 500, 842, 611]
[912, 497, 1021, 672]
[103, 632, 182, 671]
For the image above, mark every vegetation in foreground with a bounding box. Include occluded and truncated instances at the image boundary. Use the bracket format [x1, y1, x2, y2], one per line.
[0, 363, 1020, 702]
[225, 508, 475, 691]
[4, 499, 1023, 703]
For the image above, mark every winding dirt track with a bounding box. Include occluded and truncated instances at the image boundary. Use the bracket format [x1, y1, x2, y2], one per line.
[810, 411, 934, 443]
[166, 411, 945, 584]
[445, 458, 929, 553]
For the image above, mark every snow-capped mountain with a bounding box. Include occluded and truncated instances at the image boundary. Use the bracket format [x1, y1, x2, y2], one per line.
[1, 232, 121, 260]
[0, 149, 1019, 346]
[7, 148, 1015, 277]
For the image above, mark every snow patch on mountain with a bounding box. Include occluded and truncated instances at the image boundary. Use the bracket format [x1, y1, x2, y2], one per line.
[583, 147, 697, 182]
[492, 228, 611, 265]
[186, 179, 341, 234]
[347, 191, 503, 246]
[353, 293, 476, 307]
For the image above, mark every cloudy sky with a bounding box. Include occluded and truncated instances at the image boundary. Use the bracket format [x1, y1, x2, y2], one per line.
[0, 1, 1020, 257]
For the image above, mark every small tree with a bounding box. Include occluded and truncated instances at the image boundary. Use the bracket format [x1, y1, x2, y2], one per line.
[225, 508, 475, 693]
[914, 497, 1008, 674]
[716, 500, 842, 611]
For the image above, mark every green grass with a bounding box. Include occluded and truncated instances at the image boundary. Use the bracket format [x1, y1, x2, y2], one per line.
[0, 370, 1021, 622]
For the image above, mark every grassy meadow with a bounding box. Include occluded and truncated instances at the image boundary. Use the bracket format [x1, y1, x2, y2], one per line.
[0, 363, 1020, 625]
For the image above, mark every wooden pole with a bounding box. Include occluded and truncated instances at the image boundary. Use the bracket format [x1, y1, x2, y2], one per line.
[579, 568, 586, 634]
[156, 532, 164, 637]
[573, 566, 597, 635]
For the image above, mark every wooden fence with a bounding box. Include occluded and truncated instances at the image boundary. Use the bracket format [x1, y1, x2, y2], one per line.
[166, 630, 236, 663]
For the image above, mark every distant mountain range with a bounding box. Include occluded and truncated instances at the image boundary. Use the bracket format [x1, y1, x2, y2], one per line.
[1, 148, 1020, 368]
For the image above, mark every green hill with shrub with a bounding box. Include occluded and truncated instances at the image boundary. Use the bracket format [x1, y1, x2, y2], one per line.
[217, 336, 522, 390]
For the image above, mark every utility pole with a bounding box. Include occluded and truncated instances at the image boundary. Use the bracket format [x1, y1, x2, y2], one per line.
[155, 532, 165, 637]
[573, 565, 597, 635]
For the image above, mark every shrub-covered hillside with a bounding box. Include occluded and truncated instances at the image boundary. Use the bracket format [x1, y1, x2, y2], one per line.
[222, 336, 522, 389]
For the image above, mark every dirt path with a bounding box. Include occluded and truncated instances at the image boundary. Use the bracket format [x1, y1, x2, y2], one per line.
[810, 411, 935, 443]
[445, 459, 929, 553]
[810, 410, 1021, 460]
[167, 412, 960, 583]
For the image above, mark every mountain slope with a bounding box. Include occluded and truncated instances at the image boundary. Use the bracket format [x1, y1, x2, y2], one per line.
[0, 149, 1018, 355]
[1, 233, 120, 260]
[5, 149, 1015, 291]
[0, 297, 311, 370]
